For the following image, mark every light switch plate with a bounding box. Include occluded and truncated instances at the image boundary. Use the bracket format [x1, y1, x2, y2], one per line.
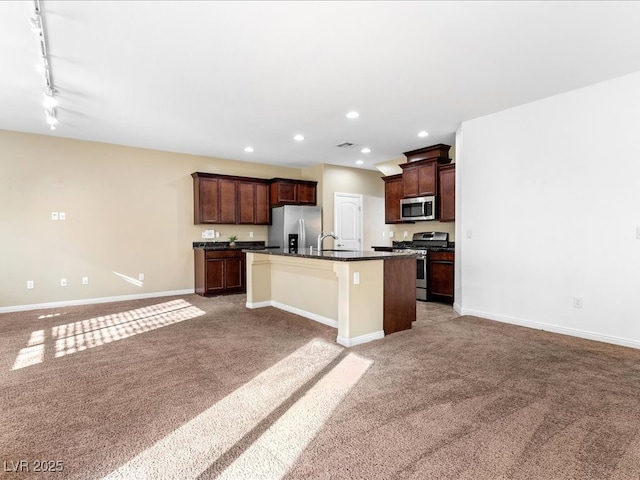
[51, 212, 58, 221]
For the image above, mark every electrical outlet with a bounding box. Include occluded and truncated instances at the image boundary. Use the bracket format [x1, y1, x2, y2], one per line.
[59, 212, 66, 220]
[353, 272, 360, 285]
[389, 231, 394, 238]
[51, 212, 58, 221]
[60, 278, 67, 287]
[403, 231, 408, 238]
[82, 276, 89, 285]
[138, 273, 144, 281]
[573, 296, 583, 308]
[467, 230, 473, 239]
[27, 280, 34, 289]
[249, 231, 254, 238]
[382, 231, 386, 237]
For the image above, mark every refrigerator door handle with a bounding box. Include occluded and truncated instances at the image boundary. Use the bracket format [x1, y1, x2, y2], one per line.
[299, 218, 306, 250]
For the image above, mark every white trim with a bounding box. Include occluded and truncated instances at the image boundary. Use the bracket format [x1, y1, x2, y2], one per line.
[337, 330, 385, 347]
[270, 301, 339, 328]
[0, 289, 194, 313]
[245, 301, 272, 309]
[459, 307, 640, 351]
[453, 302, 463, 315]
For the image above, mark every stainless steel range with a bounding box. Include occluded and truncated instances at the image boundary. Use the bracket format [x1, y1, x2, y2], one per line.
[393, 231, 449, 301]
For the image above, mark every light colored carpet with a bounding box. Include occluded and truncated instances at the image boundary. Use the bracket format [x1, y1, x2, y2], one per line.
[1, 294, 639, 479]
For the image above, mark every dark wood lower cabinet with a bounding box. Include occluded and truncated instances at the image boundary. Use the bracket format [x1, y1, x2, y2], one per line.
[383, 258, 417, 334]
[195, 249, 245, 296]
[428, 251, 454, 304]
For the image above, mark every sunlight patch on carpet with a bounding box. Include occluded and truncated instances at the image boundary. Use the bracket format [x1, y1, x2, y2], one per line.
[101, 339, 344, 480]
[11, 299, 204, 370]
[218, 352, 373, 480]
[11, 330, 45, 370]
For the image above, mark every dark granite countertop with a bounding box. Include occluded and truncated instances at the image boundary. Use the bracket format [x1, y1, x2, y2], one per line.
[193, 241, 279, 251]
[371, 242, 455, 253]
[246, 249, 418, 262]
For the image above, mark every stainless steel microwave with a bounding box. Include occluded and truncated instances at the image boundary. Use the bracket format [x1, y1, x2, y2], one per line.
[400, 196, 436, 221]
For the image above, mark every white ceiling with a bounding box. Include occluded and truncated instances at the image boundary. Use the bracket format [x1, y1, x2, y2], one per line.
[3, 1, 640, 171]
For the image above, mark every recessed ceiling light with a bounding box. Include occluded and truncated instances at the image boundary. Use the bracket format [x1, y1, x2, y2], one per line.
[355, 159, 364, 165]
[244, 146, 254, 153]
[346, 111, 359, 119]
[418, 131, 429, 138]
[294, 134, 304, 141]
[361, 147, 371, 154]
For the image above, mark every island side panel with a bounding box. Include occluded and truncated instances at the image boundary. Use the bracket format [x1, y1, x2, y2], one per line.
[269, 257, 339, 326]
[334, 260, 384, 346]
[383, 257, 417, 334]
[245, 252, 272, 307]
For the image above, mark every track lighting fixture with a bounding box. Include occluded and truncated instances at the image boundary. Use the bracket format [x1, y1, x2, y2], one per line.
[30, 0, 59, 130]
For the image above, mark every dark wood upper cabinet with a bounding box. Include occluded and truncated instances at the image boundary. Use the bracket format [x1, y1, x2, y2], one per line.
[269, 178, 317, 207]
[255, 182, 270, 224]
[382, 174, 404, 224]
[297, 182, 317, 205]
[192, 175, 236, 224]
[193, 172, 268, 225]
[400, 144, 452, 199]
[219, 178, 237, 224]
[237, 180, 270, 225]
[438, 164, 455, 222]
[400, 159, 438, 197]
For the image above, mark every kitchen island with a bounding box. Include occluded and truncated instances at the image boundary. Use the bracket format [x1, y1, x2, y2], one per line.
[245, 249, 417, 346]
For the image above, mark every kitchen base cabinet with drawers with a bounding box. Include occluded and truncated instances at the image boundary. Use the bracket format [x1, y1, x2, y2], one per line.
[194, 249, 245, 296]
[428, 250, 454, 304]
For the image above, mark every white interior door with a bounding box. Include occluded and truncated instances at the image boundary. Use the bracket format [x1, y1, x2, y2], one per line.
[334, 193, 363, 251]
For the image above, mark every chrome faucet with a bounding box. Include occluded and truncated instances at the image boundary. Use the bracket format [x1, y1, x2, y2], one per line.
[317, 232, 338, 252]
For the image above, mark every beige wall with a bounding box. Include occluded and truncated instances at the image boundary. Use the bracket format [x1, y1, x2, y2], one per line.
[1, 129, 455, 309]
[0, 130, 300, 309]
[313, 164, 386, 250]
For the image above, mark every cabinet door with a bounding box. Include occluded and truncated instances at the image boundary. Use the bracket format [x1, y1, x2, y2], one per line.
[255, 182, 270, 224]
[402, 165, 419, 198]
[428, 252, 454, 304]
[270, 181, 298, 206]
[197, 178, 220, 223]
[219, 179, 237, 224]
[224, 257, 244, 291]
[297, 183, 316, 205]
[438, 164, 455, 222]
[417, 162, 437, 196]
[384, 175, 404, 224]
[237, 181, 256, 224]
[205, 259, 225, 294]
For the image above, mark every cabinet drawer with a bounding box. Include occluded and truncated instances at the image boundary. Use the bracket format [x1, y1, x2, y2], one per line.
[205, 250, 244, 259]
[429, 251, 454, 262]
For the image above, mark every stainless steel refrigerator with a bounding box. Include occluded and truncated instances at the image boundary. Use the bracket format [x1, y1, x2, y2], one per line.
[268, 205, 322, 253]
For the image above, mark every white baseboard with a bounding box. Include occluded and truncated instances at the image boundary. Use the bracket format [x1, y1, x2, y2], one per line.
[245, 301, 272, 309]
[337, 330, 385, 347]
[270, 301, 339, 328]
[453, 302, 463, 315]
[459, 307, 640, 351]
[0, 289, 195, 314]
